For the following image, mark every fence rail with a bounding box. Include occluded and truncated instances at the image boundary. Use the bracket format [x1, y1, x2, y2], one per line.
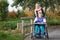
[17, 17, 34, 38]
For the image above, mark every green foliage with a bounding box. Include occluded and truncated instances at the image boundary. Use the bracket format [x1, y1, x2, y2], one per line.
[0, 0, 8, 21]
[0, 21, 17, 30]
[0, 18, 21, 30]
[16, 11, 27, 18]
[0, 0, 8, 8]
[12, 0, 24, 6]
[19, 11, 27, 17]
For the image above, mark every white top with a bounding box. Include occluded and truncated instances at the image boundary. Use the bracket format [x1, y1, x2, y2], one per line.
[34, 17, 46, 24]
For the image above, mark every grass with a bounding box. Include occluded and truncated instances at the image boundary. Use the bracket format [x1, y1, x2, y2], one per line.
[0, 31, 23, 40]
[47, 18, 60, 25]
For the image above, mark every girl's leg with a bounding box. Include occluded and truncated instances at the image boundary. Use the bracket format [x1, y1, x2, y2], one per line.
[40, 25, 45, 35]
[34, 25, 39, 36]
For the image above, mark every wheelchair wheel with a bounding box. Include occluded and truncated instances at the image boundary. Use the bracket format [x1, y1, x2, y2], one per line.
[31, 27, 36, 40]
[44, 26, 49, 39]
[44, 32, 49, 39]
[31, 33, 36, 40]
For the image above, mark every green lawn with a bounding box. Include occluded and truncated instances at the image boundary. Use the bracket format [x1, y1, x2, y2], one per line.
[0, 31, 23, 40]
[47, 18, 60, 25]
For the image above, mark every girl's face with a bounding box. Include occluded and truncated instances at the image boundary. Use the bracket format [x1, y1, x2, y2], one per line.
[35, 3, 41, 10]
[38, 11, 43, 18]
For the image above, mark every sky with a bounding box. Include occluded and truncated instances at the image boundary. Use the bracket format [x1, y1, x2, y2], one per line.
[7, 0, 14, 5]
[7, 0, 23, 12]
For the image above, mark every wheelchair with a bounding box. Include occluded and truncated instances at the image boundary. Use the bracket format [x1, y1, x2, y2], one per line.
[31, 23, 49, 39]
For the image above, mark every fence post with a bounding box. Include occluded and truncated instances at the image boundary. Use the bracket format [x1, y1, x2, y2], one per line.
[17, 23, 18, 30]
[22, 20, 24, 34]
[30, 19, 33, 33]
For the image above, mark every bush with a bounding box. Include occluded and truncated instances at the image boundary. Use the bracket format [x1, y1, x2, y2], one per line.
[0, 18, 21, 30]
[0, 21, 17, 30]
[19, 11, 27, 17]
[0, 0, 8, 21]
[15, 11, 27, 18]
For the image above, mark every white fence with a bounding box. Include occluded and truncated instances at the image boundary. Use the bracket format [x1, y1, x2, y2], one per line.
[17, 17, 34, 38]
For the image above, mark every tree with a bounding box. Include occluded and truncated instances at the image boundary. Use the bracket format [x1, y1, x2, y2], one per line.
[12, 0, 60, 15]
[0, 0, 8, 21]
[12, 0, 24, 6]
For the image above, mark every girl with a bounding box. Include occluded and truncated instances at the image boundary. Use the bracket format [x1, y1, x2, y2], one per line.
[34, 3, 46, 38]
[34, 3, 45, 17]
